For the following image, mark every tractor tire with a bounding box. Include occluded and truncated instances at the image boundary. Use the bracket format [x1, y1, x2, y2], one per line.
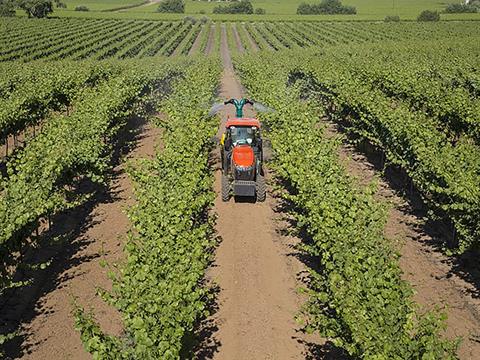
[256, 174, 266, 202]
[221, 173, 230, 202]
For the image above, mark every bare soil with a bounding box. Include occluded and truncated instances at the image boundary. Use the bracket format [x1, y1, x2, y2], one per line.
[0, 117, 161, 359]
[205, 25, 216, 56]
[231, 24, 245, 53]
[197, 26, 323, 360]
[324, 123, 480, 359]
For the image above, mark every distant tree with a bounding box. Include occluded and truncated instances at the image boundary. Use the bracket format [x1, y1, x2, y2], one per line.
[213, 0, 253, 14]
[445, 2, 479, 13]
[183, 15, 196, 23]
[417, 9, 440, 21]
[384, 15, 400, 22]
[297, 0, 356, 15]
[297, 2, 312, 14]
[0, 0, 16, 16]
[255, 7, 266, 14]
[157, 0, 184, 13]
[19, 0, 53, 18]
[74, 5, 89, 11]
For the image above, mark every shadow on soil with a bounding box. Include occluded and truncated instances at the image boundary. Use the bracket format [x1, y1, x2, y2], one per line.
[297, 339, 352, 360]
[0, 115, 149, 359]
[191, 283, 221, 360]
[327, 119, 480, 300]
[270, 177, 351, 360]
[288, 71, 480, 300]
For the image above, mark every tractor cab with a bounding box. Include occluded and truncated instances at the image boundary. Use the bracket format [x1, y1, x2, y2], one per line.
[225, 118, 261, 150]
[230, 125, 256, 146]
[221, 118, 265, 202]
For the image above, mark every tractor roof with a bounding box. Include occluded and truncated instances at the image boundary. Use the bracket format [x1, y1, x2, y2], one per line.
[225, 118, 261, 129]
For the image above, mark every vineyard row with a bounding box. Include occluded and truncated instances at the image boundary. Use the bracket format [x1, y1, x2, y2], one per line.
[2, 18, 480, 63]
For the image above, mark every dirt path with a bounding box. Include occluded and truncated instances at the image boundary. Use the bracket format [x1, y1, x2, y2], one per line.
[326, 124, 480, 359]
[231, 24, 245, 53]
[199, 26, 319, 360]
[139, 0, 161, 7]
[1, 117, 161, 359]
[205, 25, 216, 55]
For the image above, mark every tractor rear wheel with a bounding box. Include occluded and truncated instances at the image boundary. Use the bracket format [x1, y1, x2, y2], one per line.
[256, 174, 266, 202]
[221, 173, 230, 202]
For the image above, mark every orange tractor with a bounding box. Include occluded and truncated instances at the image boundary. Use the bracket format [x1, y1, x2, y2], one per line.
[220, 118, 265, 202]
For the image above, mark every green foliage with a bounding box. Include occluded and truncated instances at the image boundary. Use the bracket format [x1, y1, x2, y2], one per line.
[384, 14, 400, 22]
[0, 332, 16, 357]
[157, 0, 184, 13]
[235, 48, 459, 359]
[160, 21, 194, 56]
[254, 7, 265, 14]
[18, 0, 53, 17]
[0, 0, 16, 16]
[297, 0, 356, 15]
[55, 0, 66, 8]
[0, 62, 120, 140]
[175, 21, 202, 55]
[195, 21, 212, 54]
[236, 23, 256, 52]
[226, 22, 239, 55]
[262, 38, 480, 252]
[75, 58, 222, 359]
[445, 2, 479, 13]
[1, 18, 480, 62]
[0, 60, 181, 298]
[244, 22, 270, 50]
[213, 0, 253, 14]
[292, 41, 480, 252]
[417, 9, 440, 21]
[182, 14, 196, 23]
[74, 4, 89, 11]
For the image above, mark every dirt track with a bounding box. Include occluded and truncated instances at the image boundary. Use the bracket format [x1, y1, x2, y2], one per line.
[199, 26, 318, 360]
[205, 25, 216, 55]
[231, 24, 245, 53]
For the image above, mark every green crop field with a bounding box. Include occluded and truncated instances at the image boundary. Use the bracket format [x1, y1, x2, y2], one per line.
[62, 0, 143, 11]
[1, 0, 480, 359]
[157, 0, 453, 16]
[39, 0, 480, 20]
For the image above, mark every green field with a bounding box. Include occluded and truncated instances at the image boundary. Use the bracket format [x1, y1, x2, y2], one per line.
[1, 0, 480, 359]
[62, 0, 144, 11]
[48, 0, 480, 20]
[167, 0, 452, 16]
